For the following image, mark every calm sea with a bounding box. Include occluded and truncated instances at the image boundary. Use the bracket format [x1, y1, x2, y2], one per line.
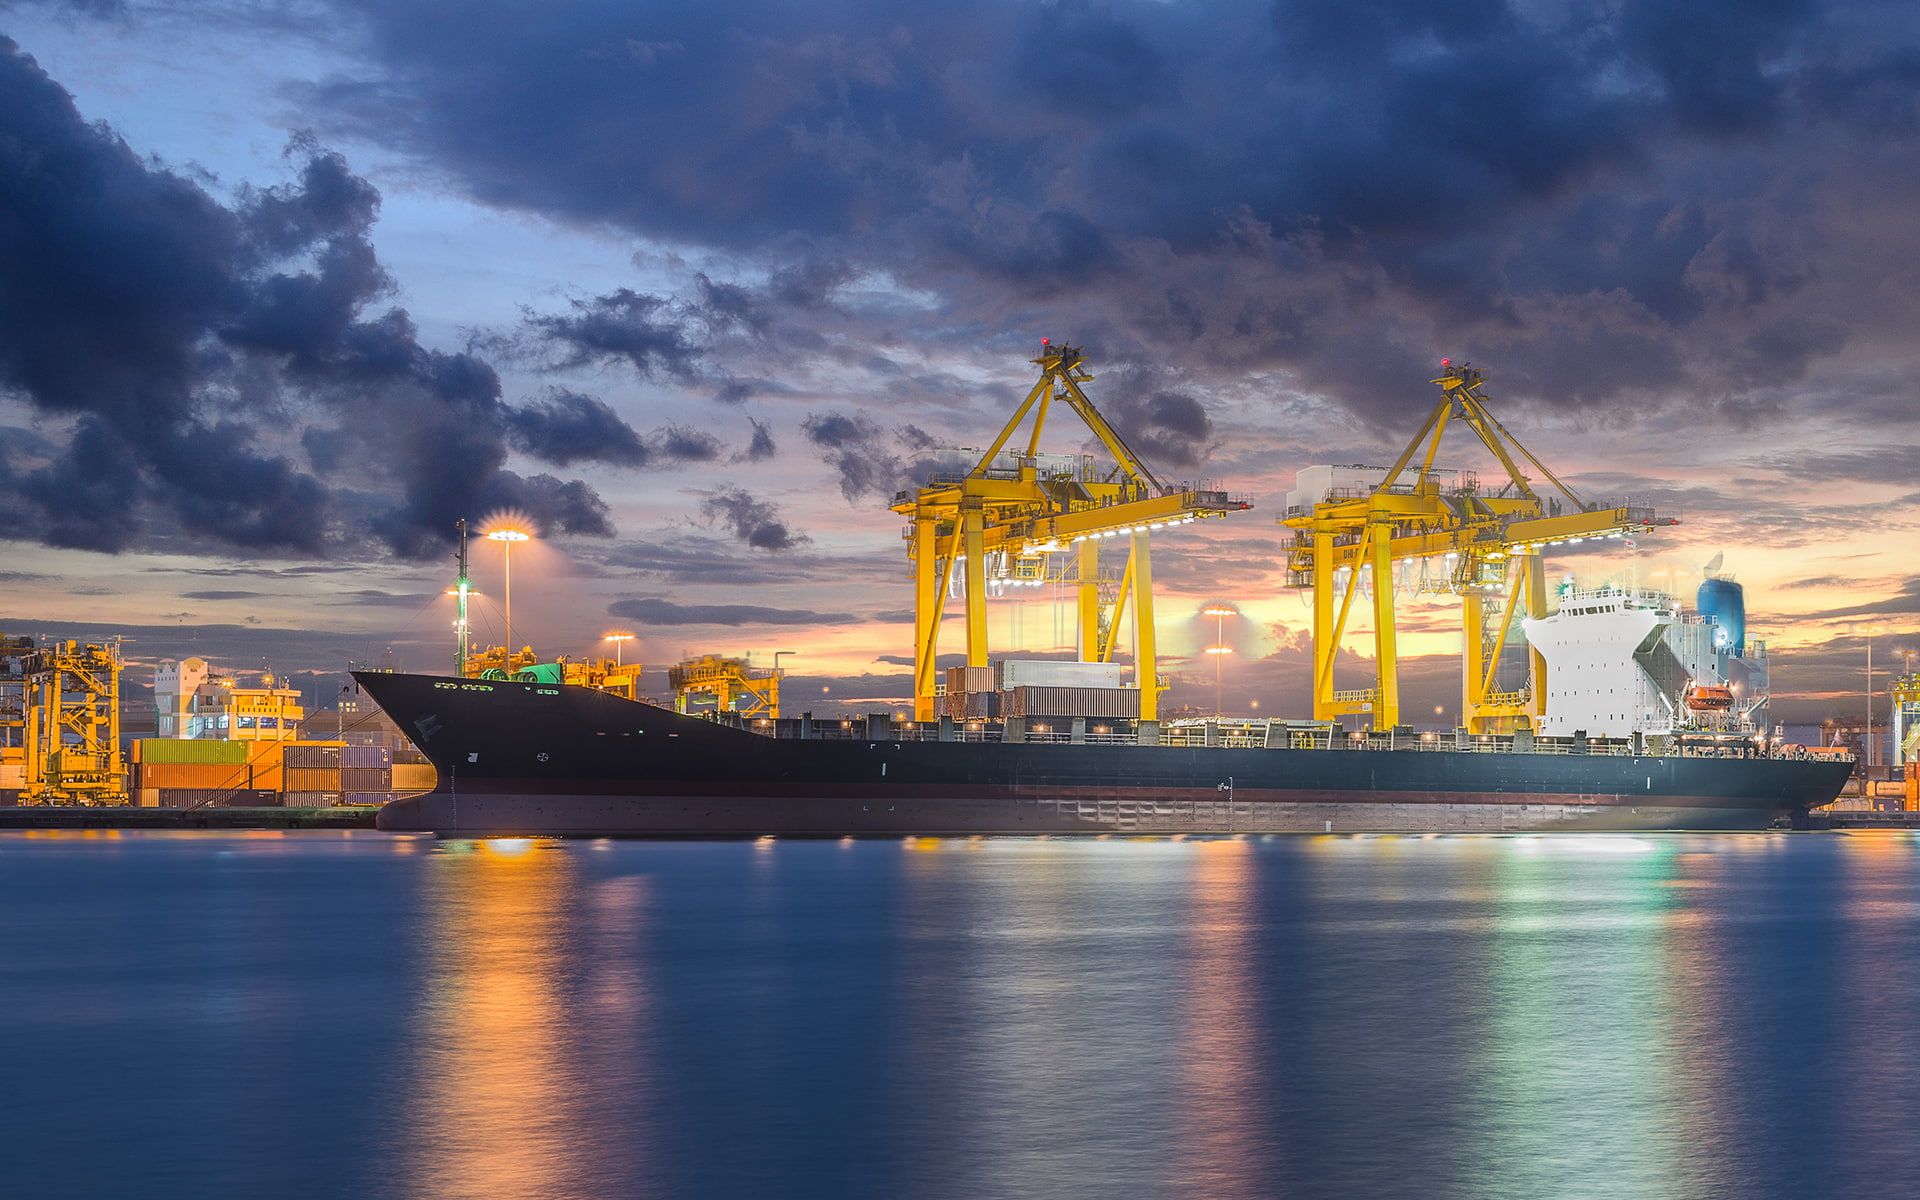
[3, 831, 1916, 1199]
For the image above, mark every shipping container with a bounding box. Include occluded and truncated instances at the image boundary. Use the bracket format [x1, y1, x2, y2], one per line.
[284, 742, 345, 769]
[341, 744, 393, 769]
[1002, 685, 1139, 719]
[943, 691, 1001, 720]
[284, 767, 343, 793]
[341, 767, 392, 793]
[150, 788, 279, 808]
[945, 665, 997, 695]
[344, 792, 397, 806]
[394, 749, 431, 766]
[136, 762, 254, 791]
[391, 763, 438, 792]
[997, 659, 1127, 690]
[284, 791, 343, 808]
[133, 738, 249, 765]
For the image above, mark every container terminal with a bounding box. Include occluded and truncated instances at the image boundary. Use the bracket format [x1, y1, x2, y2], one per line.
[4, 350, 1914, 829]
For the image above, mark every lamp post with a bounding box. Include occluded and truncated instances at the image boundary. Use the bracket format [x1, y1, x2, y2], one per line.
[486, 527, 531, 667]
[1202, 605, 1237, 717]
[604, 632, 635, 666]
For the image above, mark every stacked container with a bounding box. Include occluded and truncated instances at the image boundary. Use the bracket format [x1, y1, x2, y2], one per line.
[341, 743, 395, 804]
[1002, 686, 1139, 719]
[283, 742, 344, 807]
[133, 738, 254, 804]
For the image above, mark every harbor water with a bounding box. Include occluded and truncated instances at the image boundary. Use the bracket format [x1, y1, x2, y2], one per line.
[3, 831, 1917, 1198]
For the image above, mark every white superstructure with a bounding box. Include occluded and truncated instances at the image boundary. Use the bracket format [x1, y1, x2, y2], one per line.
[1521, 585, 1767, 738]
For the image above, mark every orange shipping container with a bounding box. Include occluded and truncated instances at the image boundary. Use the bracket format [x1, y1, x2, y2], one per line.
[136, 762, 252, 790]
[284, 767, 342, 793]
[391, 763, 438, 792]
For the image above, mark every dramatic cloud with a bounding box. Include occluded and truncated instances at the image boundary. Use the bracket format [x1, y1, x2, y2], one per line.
[507, 390, 650, 466]
[801, 412, 934, 502]
[0, 37, 655, 559]
[655, 425, 722, 462]
[701, 486, 803, 551]
[271, 0, 1920, 425]
[519, 288, 702, 379]
[608, 597, 854, 626]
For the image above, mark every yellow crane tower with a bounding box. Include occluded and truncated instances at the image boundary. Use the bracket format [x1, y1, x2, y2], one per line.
[892, 341, 1251, 722]
[1282, 362, 1674, 733]
[0, 634, 127, 805]
[670, 654, 781, 720]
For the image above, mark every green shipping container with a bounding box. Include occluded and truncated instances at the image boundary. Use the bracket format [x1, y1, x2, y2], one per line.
[135, 738, 250, 765]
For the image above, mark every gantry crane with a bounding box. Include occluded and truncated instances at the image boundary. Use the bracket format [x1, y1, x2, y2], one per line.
[1282, 362, 1674, 733]
[669, 654, 780, 720]
[0, 634, 127, 805]
[892, 342, 1251, 722]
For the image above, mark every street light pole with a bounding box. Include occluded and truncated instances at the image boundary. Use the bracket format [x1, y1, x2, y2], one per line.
[1202, 605, 1236, 718]
[604, 632, 635, 666]
[486, 527, 531, 669]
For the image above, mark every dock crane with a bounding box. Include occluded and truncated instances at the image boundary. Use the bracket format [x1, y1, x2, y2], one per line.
[892, 342, 1251, 722]
[1281, 362, 1674, 733]
[670, 654, 781, 720]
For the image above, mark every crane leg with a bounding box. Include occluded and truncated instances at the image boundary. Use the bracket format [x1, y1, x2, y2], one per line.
[1076, 539, 1100, 662]
[1132, 530, 1156, 721]
[1312, 529, 1335, 720]
[913, 516, 939, 721]
[1462, 587, 1487, 733]
[963, 506, 988, 668]
[1525, 551, 1547, 730]
[1371, 523, 1398, 731]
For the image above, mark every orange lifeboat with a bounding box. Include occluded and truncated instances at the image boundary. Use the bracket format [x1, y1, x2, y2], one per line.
[1684, 684, 1735, 712]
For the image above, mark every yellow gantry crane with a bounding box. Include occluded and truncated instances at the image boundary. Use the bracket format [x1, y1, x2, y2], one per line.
[0, 634, 127, 805]
[1282, 362, 1674, 733]
[892, 342, 1251, 722]
[669, 654, 781, 720]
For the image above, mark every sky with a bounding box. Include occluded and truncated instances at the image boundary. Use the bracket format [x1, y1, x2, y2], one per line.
[1, 0, 1916, 725]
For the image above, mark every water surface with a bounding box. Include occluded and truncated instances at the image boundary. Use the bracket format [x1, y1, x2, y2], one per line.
[3, 831, 1916, 1198]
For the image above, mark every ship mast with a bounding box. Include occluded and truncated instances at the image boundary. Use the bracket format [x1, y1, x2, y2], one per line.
[454, 518, 472, 677]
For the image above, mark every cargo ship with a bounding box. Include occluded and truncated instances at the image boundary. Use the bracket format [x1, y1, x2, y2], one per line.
[357, 670, 1851, 836]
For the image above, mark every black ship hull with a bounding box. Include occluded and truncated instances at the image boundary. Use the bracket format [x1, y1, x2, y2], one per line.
[354, 672, 1851, 837]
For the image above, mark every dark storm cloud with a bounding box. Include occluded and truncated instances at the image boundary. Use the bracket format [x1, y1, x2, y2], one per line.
[608, 596, 854, 626]
[701, 487, 803, 551]
[180, 590, 270, 601]
[519, 288, 703, 379]
[282, 0, 1920, 423]
[507, 389, 651, 466]
[800, 411, 933, 501]
[1095, 369, 1218, 471]
[655, 425, 722, 462]
[0, 38, 662, 559]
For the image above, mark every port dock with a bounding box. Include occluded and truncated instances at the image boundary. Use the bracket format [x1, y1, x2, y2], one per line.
[0, 805, 380, 831]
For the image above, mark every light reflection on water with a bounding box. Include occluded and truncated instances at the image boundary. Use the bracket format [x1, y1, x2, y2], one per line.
[2, 830, 1919, 1198]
